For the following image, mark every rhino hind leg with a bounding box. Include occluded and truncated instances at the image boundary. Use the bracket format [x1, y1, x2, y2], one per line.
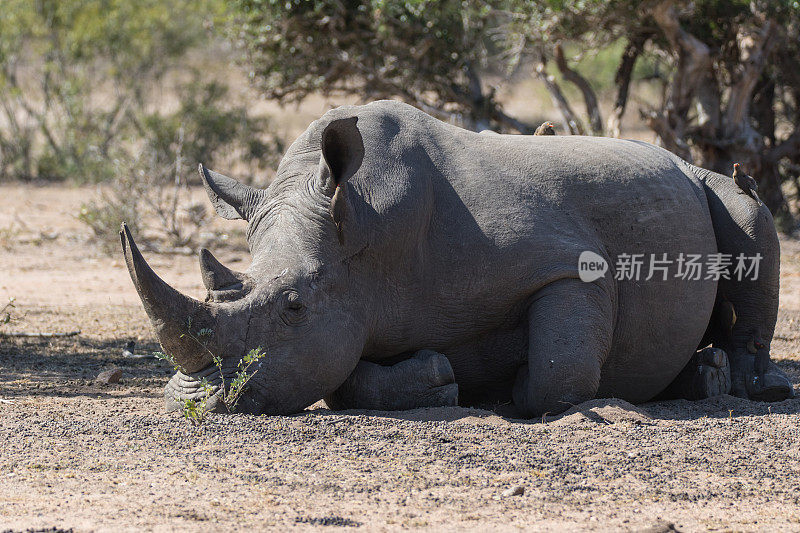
[512, 279, 613, 418]
[702, 173, 794, 401]
[324, 350, 458, 411]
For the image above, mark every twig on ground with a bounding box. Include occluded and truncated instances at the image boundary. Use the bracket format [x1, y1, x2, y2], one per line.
[0, 330, 80, 338]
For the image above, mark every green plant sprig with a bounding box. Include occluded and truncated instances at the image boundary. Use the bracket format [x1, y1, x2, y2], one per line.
[156, 317, 267, 425]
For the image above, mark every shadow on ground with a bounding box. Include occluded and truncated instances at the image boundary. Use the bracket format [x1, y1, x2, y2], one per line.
[0, 336, 170, 398]
[2, 333, 799, 422]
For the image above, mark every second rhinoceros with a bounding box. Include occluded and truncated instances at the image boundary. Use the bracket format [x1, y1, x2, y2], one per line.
[120, 100, 793, 417]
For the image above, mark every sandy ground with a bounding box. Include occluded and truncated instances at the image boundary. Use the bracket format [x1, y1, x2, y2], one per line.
[1, 185, 800, 532]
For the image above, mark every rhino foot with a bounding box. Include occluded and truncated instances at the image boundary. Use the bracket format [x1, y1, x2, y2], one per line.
[402, 350, 459, 409]
[325, 350, 458, 411]
[695, 347, 732, 399]
[728, 351, 794, 402]
[658, 347, 731, 401]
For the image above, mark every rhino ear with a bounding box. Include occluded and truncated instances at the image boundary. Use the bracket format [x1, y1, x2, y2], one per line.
[318, 117, 364, 195]
[318, 117, 364, 246]
[198, 164, 265, 221]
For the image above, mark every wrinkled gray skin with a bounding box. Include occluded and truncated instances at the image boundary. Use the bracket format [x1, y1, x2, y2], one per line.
[120, 100, 793, 417]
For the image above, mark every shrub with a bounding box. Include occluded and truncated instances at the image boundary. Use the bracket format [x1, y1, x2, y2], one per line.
[79, 78, 282, 252]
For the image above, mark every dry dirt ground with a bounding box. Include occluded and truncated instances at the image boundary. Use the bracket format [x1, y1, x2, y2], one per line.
[1, 185, 800, 532]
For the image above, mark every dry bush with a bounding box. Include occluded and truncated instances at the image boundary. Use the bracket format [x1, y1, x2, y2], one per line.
[79, 79, 281, 254]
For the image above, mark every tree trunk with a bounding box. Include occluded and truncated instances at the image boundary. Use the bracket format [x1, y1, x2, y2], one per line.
[642, 0, 792, 221]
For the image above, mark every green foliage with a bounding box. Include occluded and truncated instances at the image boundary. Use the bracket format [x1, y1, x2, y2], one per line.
[231, 0, 526, 128]
[220, 347, 267, 412]
[139, 79, 281, 176]
[155, 350, 217, 426]
[0, 0, 218, 182]
[77, 75, 281, 252]
[154, 350, 184, 375]
[230, 0, 642, 97]
[179, 393, 215, 426]
[77, 166, 144, 253]
[0, 298, 16, 326]
[0, 0, 278, 189]
[157, 320, 268, 425]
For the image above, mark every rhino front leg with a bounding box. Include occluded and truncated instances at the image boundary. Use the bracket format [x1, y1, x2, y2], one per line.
[513, 279, 613, 417]
[324, 350, 458, 411]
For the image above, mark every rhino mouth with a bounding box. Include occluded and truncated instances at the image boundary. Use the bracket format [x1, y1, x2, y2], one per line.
[164, 366, 226, 413]
[164, 363, 266, 414]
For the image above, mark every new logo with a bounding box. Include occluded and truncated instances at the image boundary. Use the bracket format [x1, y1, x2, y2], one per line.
[578, 251, 608, 283]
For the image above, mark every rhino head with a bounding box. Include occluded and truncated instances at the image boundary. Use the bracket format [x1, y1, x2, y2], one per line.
[121, 117, 371, 415]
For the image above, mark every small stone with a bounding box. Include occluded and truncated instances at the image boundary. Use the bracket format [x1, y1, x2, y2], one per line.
[96, 368, 122, 385]
[122, 340, 136, 358]
[502, 485, 525, 497]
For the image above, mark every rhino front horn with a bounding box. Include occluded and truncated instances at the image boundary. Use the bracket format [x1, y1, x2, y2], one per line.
[119, 223, 217, 373]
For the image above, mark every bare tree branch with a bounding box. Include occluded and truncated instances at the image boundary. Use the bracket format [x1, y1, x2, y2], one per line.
[650, 0, 712, 119]
[694, 70, 722, 137]
[0, 298, 15, 317]
[490, 107, 535, 134]
[641, 108, 692, 161]
[554, 44, 603, 135]
[769, 129, 800, 162]
[608, 36, 645, 138]
[535, 59, 585, 135]
[724, 20, 778, 137]
[465, 64, 491, 131]
[0, 62, 64, 161]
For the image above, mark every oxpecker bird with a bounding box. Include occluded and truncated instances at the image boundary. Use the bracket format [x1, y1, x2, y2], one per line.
[732, 163, 762, 206]
[747, 333, 769, 380]
[534, 121, 555, 136]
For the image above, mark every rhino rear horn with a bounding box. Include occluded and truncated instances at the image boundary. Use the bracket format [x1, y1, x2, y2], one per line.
[199, 248, 243, 291]
[199, 164, 266, 221]
[120, 223, 217, 373]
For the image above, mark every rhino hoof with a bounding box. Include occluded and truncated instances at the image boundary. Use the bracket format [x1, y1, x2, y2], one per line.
[695, 347, 732, 399]
[412, 349, 456, 387]
[422, 383, 459, 408]
[730, 352, 795, 402]
[380, 350, 458, 409]
[747, 361, 795, 402]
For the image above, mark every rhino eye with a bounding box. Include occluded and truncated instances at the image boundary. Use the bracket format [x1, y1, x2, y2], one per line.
[281, 291, 307, 326]
[286, 291, 304, 311]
